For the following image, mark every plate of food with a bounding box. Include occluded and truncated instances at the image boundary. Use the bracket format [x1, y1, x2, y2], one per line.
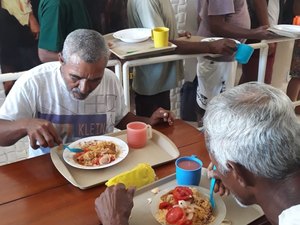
[113, 28, 151, 43]
[63, 136, 129, 170]
[150, 185, 226, 225]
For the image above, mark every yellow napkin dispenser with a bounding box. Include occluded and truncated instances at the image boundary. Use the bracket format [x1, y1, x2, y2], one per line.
[105, 163, 156, 189]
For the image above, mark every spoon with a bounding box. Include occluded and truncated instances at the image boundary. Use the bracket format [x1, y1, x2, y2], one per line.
[63, 145, 83, 153]
[209, 165, 217, 209]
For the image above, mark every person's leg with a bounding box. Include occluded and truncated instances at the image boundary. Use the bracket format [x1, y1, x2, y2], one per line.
[239, 43, 276, 84]
[0, 8, 40, 95]
[135, 91, 170, 117]
[180, 76, 198, 121]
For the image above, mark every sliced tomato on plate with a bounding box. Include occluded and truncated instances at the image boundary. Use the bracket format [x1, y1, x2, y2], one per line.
[177, 217, 192, 225]
[166, 207, 185, 224]
[172, 186, 193, 201]
[159, 201, 173, 210]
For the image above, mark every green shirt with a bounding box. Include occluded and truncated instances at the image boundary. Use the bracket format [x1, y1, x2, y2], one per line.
[38, 0, 92, 52]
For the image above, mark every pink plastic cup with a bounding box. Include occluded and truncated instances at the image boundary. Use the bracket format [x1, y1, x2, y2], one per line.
[126, 122, 152, 148]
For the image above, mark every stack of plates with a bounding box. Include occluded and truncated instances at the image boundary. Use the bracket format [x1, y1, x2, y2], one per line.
[268, 24, 300, 38]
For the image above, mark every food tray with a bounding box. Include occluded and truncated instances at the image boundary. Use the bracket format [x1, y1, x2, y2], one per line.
[50, 129, 179, 189]
[129, 168, 264, 225]
[104, 33, 177, 59]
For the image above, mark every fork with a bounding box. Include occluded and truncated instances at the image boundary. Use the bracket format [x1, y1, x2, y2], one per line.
[63, 145, 83, 153]
[209, 165, 217, 209]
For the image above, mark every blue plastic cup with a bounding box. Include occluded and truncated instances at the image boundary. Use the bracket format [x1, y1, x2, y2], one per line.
[235, 43, 254, 64]
[175, 155, 203, 186]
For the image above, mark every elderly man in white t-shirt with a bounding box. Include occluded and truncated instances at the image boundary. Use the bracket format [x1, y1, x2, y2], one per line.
[0, 29, 175, 157]
[95, 83, 300, 225]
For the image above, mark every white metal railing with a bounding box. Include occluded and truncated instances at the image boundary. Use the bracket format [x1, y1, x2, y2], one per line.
[0, 71, 24, 82]
[122, 54, 203, 110]
[107, 59, 122, 81]
[121, 37, 299, 111]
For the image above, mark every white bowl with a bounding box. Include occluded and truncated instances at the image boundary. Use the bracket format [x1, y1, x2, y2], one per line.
[113, 28, 151, 43]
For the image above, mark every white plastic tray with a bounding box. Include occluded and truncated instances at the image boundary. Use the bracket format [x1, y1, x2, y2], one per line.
[104, 33, 177, 59]
[50, 130, 180, 189]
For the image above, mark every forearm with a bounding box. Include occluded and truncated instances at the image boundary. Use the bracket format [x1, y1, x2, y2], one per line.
[0, 119, 28, 146]
[38, 48, 59, 62]
[210, 22, 255, 39]
[171, 40, 211, 54]
[209, 15, 261, 40]
[253, 0, 269, 26]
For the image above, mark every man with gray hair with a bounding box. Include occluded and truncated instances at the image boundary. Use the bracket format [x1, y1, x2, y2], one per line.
[204, 82, 300, 225]
[95, 83, 300, 225]
[0, 29, 174, 157]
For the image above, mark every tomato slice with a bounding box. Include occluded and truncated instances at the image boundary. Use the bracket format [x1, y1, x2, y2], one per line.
[159, 201, 172, 210]
[177, 219, 192, 225]
[166, 207, 185, 224]
[172, 186, 193, 201]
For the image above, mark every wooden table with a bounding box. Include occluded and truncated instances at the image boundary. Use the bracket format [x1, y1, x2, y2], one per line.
[0, 120, 269, 225]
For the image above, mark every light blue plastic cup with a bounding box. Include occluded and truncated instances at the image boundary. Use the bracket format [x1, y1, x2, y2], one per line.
[235, 43, 254, 64]
[175, 155, 203, 186]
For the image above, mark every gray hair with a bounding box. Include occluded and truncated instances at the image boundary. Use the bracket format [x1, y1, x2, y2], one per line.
[204, 82, 300, 179]
[62, 29, 110, 63]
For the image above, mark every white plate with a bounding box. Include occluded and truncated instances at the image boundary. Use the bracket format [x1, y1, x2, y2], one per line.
[63, 136, 129, 170]
[113, 28, 151, 43]
[272, 24, 300, 34]
[150, 185, 226, 225]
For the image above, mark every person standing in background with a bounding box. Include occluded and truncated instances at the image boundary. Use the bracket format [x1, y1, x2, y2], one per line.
[286, 0, 300, 114]
[0, 0, 40, 94]
[37, 0, 92, 62]
[84, 0, 128, 35]
[195, 0, 276, 123]
[239, 0, 285, 85]
[127, 0, 182, 117]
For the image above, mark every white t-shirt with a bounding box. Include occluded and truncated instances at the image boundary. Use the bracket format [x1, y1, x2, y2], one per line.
[0, 62, 128, 157]
[279, 205, 300, 225]
[268, 0, 280, 26]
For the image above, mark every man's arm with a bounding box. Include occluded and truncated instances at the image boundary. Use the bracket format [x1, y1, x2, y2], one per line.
[171, 38, 237, 55]
[115, 108, 175, 130]
[209, 15, 274, 40]
[38, 1, 64, 62]
[38, 48, 59, 62]
[0, 119, 28, 146]
[0, 118, 62, 149]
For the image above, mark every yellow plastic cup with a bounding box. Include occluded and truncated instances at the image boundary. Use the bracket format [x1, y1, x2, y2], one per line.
[151, 27, 169, 48]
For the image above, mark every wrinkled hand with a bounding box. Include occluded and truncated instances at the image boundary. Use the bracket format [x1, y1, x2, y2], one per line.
[207, 162, 230, 196]
[207, 38, 237, 55]
[25, 118, 61, 149]
[95, 184, 135, 225]
[251, 25, 279, 40]
[149, 107, 175, 126]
